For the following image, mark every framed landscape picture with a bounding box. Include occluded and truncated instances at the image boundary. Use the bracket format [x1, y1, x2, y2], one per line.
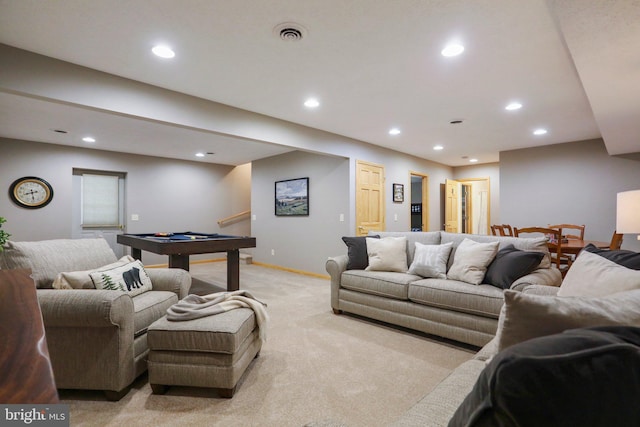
[275, 177, 309, 216]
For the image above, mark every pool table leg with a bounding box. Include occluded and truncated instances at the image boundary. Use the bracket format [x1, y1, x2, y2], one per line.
[169, 254, 190, 271]
[227, 250, 240, 291]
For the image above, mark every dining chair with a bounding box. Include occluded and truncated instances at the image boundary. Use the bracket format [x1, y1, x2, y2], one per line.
[548, 224, 585, 240]
[490, 224, 514, 237]
[548, 224, 585, 268]
[514, 226, 566, 276]
[609, 231, 624, 250]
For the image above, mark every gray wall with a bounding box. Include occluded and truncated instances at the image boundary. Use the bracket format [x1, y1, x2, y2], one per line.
[500, 138, 640, 251]
[0, 138, 252, 265]
[251, 151, 350, 274]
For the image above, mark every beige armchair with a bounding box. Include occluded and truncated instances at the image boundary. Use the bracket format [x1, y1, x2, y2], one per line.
[0, 238, 190, 400]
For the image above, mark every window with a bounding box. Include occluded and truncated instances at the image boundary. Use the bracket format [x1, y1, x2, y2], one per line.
[75, 171, 124, 228]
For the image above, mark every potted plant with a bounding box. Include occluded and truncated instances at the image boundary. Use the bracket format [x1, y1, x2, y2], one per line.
[0, 217, 10, 251]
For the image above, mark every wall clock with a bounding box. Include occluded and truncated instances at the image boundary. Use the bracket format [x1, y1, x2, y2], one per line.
[9, 176, 54, 209]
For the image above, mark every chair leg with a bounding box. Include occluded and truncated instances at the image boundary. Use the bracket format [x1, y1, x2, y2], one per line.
[104, 386, 131, 401]
[150, 384, 168, 395]
[219, 385, 236, 398]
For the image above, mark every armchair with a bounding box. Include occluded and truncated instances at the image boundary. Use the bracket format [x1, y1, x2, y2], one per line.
[0, 238, 191, 400]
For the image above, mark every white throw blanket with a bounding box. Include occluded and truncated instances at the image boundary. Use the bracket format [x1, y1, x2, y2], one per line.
[166, 290, 269, 341]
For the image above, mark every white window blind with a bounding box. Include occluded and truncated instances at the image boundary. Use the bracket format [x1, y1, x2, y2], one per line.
[81, 174, 119, 227]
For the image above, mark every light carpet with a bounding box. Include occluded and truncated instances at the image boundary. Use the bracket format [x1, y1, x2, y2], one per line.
[59, 262, 475, 427]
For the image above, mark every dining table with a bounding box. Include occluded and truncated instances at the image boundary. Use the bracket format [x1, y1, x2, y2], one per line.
[547, 239, 610, 255]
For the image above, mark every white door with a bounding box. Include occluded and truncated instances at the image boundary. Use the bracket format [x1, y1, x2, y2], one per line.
[72, 170, 126, 257]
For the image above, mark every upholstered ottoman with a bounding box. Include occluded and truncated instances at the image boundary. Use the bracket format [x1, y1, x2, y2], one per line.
[147, 308, 261, 397]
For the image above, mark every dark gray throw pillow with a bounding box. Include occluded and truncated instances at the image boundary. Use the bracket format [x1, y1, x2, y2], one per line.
[583, 243, 640, 270]
[341, 235, 380, 270]
[483, 244, 544, 289]
[449, 326, 640, 427]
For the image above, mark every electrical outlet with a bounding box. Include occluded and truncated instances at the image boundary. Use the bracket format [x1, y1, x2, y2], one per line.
[271, 249, 275, 256]
[131, 214, 139, 221]
[339, 213, 344, 222]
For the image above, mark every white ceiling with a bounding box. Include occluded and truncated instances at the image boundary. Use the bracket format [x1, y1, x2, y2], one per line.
[0, 0, 638, 167]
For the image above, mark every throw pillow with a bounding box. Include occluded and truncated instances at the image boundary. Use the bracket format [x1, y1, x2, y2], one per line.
[52, 255, 135, 289]
[557, 250, 640, 297]
[408, 242, 452, 279]
[90, 259, 153, 297]
[365, 236, 408, 273]
[342, 235, 380, 270]
[496, 288, 640, 352]
[450, 326, 640, 427]
[483, 244, 544, 289]
[447, 238, 499, 285]
[583, 243, 640, 270]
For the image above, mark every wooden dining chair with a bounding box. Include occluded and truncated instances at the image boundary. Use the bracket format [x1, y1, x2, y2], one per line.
[548, 224, 585, 268]
[514, 226, 566, 275]
[491, 224, 514, 237]
[548, 224, 585, 240]
[610, 231, 624, 250]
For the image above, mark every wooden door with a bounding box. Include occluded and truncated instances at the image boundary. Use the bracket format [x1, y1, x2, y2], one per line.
[445, 179, 461, 233]
[356, 160, 385, 236]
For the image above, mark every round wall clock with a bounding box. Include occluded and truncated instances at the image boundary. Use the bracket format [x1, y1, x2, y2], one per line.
[9, 176, 54, 209]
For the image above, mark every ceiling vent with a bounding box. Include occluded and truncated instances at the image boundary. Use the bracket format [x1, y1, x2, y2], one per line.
[274, 22, 307, 41]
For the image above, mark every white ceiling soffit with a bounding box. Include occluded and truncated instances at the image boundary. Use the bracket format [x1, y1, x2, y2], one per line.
[0, 0, 637, 166]
[548, 0, 640, 157]
[0, 92, 293, 165]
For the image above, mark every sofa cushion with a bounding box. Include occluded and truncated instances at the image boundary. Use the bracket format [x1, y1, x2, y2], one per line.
[375, 231, 442, 265]
[496, 288, 640, 352]
[451, 326, 640, 427]
[558, 250, 640, 297]
[0, 238, 118, 288]
[440, 232, 551, 269]
[52, 255, 135, 289]
[133, 291, 179, 337]
[90, 259, 153, 297]
[583, 243, 640, 269]
[447, 239, 499, 285]
[408, 242, 452, 279]
[483, 244, 544, 289]
[342, 235, 380, 270]
[408, 279, 504, 318]
[341, 270, 420, 300]
[365, 236, 408, 273]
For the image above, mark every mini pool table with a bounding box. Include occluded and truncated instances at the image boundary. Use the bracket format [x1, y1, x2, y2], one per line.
[117, 232, 256, 291]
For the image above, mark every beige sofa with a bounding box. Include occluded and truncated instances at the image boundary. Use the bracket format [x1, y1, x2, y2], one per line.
[326, 231, 561, 347]
[0, 238, 191, 400]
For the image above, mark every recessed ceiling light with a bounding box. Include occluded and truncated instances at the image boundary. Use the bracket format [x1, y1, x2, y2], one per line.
[304, 98, 319, 108]
[433, 145, 444, 151]
[388, 128, 401, 136]
[533, 128, 548, 135]
[152, 45, 175, 59]
[505, 102, 522, 111]
[195, 152, 205, 157]
[441, 43, 465, 57]
[469, 158, 478, 163]
[82, 136, 96, 143]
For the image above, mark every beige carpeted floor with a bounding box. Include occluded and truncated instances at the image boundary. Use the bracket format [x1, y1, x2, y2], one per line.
[60, 262, 475, 427]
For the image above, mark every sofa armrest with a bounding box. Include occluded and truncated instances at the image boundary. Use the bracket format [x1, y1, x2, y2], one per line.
[146, 268, 191, 299]
[326, 255, 348, 310]
[37, 289, 133, 328]
[510, 268, 562, 292]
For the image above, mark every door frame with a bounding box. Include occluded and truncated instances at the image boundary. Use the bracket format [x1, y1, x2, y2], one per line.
[409, 171, 429, 231]
[457, 177, 491, 235]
